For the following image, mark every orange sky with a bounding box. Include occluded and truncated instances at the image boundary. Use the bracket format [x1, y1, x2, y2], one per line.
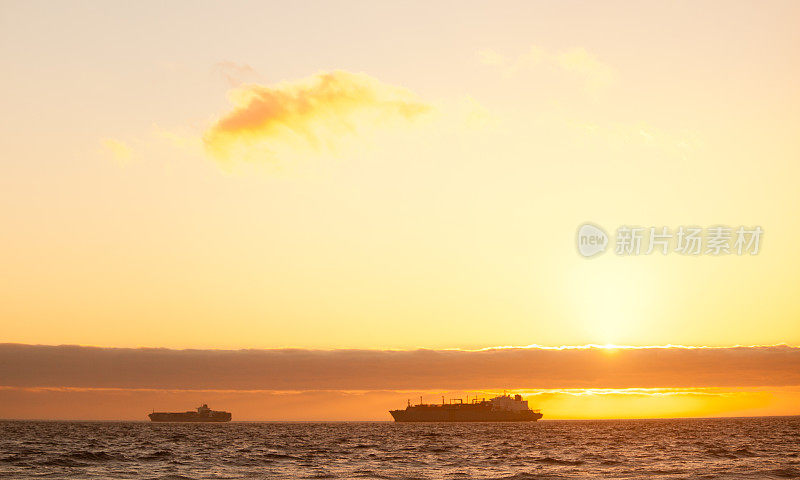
[2, 344, 799, 419]
[1, 1, 799, 419]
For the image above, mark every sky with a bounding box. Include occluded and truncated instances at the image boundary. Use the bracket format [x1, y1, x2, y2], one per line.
[1, 0, 799, 419]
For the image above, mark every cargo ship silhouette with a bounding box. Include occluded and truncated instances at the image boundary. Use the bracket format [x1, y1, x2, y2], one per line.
[148, 404, 232, 422]
[390, 394, 543, 422]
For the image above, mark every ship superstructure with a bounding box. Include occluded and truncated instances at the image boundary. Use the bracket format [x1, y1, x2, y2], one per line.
[148, 404, 232, 422]
[390, 394, 543, 422]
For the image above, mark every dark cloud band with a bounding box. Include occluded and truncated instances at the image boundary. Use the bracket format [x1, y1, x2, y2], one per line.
[1, 344, 798, 390]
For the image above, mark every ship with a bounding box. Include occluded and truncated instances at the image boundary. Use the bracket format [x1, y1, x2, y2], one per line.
[148, 404, 232, 422]
[390, 394, 543, 422]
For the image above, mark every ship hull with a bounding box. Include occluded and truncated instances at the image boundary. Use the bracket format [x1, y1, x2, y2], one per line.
[148, 412, 231, 422]
[390, 407, 542, 422]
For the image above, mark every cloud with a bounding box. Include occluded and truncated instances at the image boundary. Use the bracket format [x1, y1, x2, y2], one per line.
[567, 119, 699, 154]
[203, 70, 433, 163]
[213, 61, 260, 87]
[1, 344, 798, 391]
[477, 46, 546, 77]
[151, 124, 201, 152]
[101, 138, 133, 164]
[478, 45, 617, 89]
[554, 47, 616, 89]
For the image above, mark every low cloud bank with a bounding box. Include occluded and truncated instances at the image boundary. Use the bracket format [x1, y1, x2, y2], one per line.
[1, 344, 798, 390]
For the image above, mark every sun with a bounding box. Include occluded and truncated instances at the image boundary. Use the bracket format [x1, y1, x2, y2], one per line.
[567, 257, 660, 345]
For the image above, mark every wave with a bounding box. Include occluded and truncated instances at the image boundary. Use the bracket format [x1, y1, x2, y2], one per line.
[351, 470, 392, 479]
[489, 474, 565, 480]
[147, 476, 197, 480]
[704, 446, 756, 459]
[534, 457, 584, 466]
[37, 457, 89, 467]
[260, 452, 301, 461]
[139, 450, 174, 460]
[763, 468, 800, 478]
[69, 450, 126, 462]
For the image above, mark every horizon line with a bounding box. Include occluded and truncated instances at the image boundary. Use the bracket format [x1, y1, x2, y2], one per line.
[3, 342, 799, 352]
[3, 414, 800, 422]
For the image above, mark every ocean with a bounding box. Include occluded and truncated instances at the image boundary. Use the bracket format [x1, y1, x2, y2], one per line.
[1, 417, 798, 479]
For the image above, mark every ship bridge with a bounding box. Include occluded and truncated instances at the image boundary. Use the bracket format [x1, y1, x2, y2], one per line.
[489, 394, 530, 411]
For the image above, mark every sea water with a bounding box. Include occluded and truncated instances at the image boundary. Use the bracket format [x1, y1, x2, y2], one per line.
[1, 417, 798, 479]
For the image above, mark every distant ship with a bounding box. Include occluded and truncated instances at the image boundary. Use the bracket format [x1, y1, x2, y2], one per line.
[390, 394, 543, 422]
[148, 404, 232, 422]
